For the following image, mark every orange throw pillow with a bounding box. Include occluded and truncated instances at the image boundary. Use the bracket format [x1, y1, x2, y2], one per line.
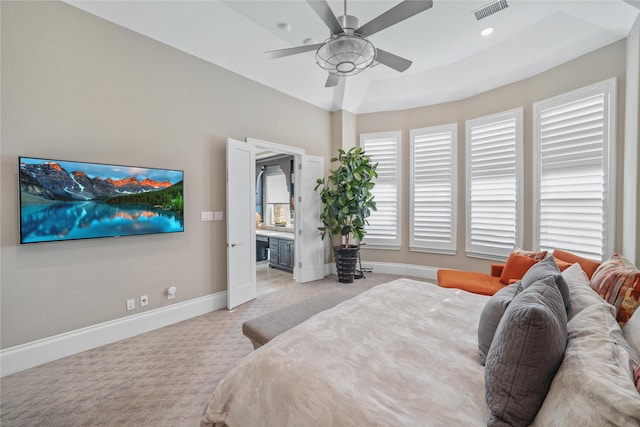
[499, 253, 539, 285]
[590, 253, 640, 325]
[554, 259, 573, 271]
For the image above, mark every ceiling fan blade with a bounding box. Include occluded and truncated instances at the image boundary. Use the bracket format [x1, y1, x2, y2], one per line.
[325, 74, 340, 88]
[356, 0, 433, 38]
[265, 43, 323, 59]
[375, 49, 412, 72]
[306, 0, 344, 35]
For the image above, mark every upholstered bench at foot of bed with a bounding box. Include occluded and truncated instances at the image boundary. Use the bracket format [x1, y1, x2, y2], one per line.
[242, 289, 357, 349]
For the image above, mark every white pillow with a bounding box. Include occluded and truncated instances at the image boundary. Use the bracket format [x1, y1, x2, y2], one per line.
[562, 263, 612, 320]
[532, 303, 640, 426]
[624, 309, 640, 357]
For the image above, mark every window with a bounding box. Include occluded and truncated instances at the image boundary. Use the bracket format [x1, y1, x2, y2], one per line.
[466, 108, 524, 260]
[533, 78, 616, 261]
[360, 131, 401, 248]
[410, 124, 457, 254]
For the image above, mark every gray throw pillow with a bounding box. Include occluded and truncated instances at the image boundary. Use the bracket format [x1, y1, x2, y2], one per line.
[477, 283, 520, 365]
[520, 255, 571, 313]
[485, 277, 568, 427]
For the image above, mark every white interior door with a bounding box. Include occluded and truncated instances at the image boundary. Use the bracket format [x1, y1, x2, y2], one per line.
[296, 155, 325, 282]
[226, 138, 256, 309]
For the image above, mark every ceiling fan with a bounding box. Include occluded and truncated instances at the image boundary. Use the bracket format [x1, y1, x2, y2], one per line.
[265, 0, 434, 88]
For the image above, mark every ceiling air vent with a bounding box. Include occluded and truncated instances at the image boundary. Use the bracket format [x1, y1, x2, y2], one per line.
[473, 0, 509, 21]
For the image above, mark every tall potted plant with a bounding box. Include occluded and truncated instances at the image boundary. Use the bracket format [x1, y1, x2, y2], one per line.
[315, 147, 378, 283]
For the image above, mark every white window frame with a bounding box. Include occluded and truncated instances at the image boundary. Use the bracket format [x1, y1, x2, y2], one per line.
[465, 108, 524, 261]
[360, 131, 402, 249]
[409, 124, 457, 254]
[532, 78, 616, 261]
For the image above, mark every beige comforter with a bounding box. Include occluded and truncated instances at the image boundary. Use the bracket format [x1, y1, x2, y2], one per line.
[201, 279, 491, 427]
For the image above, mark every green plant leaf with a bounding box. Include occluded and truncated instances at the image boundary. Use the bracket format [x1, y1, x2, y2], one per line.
[314, 147, 378, 241]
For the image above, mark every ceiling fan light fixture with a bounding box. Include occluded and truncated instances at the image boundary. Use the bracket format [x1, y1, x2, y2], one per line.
[315, 34, 376, 76]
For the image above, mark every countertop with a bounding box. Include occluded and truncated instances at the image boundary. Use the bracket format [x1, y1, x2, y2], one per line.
[256, 229, 295, 241]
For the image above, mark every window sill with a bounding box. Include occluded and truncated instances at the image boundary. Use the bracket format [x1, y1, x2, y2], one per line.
[410, 247, 456, 256]
[360, 244, 401, 251]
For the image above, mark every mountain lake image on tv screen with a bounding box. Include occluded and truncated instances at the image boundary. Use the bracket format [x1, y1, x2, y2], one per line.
[18, 157, 184, 243]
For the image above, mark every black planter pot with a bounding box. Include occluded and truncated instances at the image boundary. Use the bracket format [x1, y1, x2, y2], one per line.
[333, 245, 360, 283]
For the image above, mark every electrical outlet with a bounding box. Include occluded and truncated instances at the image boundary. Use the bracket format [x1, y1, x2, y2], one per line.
[140, 295, 149, 307]
[126, 298, 136, 311]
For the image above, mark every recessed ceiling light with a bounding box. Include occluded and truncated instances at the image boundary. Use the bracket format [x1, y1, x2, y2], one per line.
[481, 27, 494, 36]
[278, 22, 291, 32]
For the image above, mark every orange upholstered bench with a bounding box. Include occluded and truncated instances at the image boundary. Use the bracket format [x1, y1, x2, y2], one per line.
[437, 263, 507, 296]
[436, 248, 601, 296]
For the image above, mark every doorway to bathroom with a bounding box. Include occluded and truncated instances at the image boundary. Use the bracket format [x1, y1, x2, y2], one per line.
[255, 152, 296, 295]
[225, 137, 324, 309]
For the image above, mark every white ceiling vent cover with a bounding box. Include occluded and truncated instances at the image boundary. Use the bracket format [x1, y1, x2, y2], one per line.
[473, 0, 509, 21]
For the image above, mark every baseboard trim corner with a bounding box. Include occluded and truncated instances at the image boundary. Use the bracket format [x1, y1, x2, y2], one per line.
[0, 291, 227, 377]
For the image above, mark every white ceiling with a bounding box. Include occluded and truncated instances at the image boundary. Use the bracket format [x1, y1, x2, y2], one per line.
[66, 0, 639, 114]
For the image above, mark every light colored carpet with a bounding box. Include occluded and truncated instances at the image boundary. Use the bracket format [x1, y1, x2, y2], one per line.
[1, 272, 426, 426]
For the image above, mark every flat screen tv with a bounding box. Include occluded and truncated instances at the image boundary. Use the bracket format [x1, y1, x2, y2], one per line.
[19, 157, 184, 244]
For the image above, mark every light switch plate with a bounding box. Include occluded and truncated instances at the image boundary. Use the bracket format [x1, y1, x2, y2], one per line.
[201, 211, 214, 221]
[214, 211, 224, 221]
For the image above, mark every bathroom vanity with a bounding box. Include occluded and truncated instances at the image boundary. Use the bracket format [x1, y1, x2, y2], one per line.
[256, 229, 295, 272]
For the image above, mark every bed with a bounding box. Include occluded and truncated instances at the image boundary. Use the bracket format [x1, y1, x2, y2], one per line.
[201, 263, 640, 427]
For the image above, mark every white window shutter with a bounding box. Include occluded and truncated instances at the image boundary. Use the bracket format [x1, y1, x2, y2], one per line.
[466, 108, 523, 260]
[360, 131, 401, 248]
[533, 78, 616, 261]
[410, 124, 457, 254]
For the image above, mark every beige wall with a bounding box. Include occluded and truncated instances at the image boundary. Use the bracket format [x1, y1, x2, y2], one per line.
[330, 110, 357, 153]
[637, 17, 640, 268]
[624, 15, 640, 266]
[0, 1, 331, 349]
[357, 40, 629, 273]
[1, 1, 636, 351]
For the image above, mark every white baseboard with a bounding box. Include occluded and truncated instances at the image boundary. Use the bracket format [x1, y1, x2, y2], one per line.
[361, 261, 439, 280]
[0, 291, 227, 377]
[326, 261, 438, 281]
[1, 262, 437, 377]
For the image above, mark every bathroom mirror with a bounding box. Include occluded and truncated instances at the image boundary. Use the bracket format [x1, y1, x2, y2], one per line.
[265, 166, 290, 226]
[265, 166, 289, 204]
